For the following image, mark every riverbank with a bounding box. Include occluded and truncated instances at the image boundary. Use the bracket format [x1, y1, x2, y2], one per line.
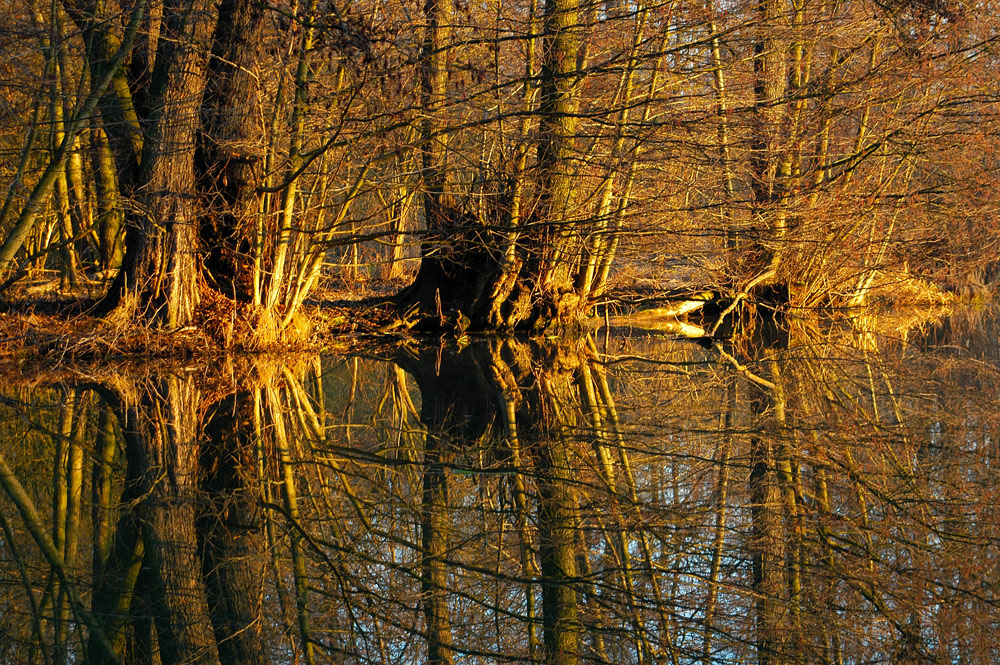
[0, 271, 963, 368]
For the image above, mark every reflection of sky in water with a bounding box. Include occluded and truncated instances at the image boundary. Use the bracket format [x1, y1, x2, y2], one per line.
[0, 308, 998, 663]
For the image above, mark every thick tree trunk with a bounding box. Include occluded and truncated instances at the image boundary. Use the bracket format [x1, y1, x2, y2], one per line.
[743, 0, 790, 303]
[95, 0, 217, 327]
[195, 0, 267, 301]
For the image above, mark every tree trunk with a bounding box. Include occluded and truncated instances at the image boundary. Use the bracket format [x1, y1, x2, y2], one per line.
[744, 0, 790, 295]
[95, 0, 217, 327]
[91, 124, 123, 273]
[195, 0, 267, 301]
[397, 0, 588, 333]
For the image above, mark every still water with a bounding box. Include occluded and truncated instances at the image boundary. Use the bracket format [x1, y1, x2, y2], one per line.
[0, 307, 998, 665]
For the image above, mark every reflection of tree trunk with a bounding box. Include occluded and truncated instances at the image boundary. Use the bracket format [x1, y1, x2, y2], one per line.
[421, 433, 454, 665]
[702, 375, 735, 663]
[535, 435, 580, 665]
[87, 401, 144, 664]
[199, 393, 266, 665]
[398, 344, 490, 665]
[748, 363, 788, 665]
[53, 390, 73, 664]
[92, 407, 118, 582]
[398, 340, 585, 664]
[115, 374, 221, 665]
[268, 384, 318, 665]
[525, 365, 581, 665]
[397, 339, 590, 664]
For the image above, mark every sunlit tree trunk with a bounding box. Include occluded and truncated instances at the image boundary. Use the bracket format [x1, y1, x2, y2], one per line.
[398, 0, 589, 332]
[266, 0, 320, 311]
[91, 125, 123, 273]
[97, 0, 217, 326]
[744, 0, 790, 297]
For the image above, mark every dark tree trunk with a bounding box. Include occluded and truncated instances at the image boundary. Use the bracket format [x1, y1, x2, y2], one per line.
[74, 0, 268, 323]
[195, 0, 267, 300]
[86, 468, 144, 664]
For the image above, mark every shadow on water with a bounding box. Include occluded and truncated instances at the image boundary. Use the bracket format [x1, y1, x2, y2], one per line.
[0, 311, 998, 664]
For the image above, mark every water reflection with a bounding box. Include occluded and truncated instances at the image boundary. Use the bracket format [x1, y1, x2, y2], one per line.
[0, 315, 998, 664]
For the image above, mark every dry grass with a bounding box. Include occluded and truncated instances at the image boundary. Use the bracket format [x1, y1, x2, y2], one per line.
[0, 289, 401, 372]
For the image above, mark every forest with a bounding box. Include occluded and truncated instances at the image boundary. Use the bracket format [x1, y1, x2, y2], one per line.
[0, 0, 997, 343]
[1, 0, 1000, 664]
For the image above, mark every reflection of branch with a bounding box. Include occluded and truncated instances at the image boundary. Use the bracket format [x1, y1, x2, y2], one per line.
[0, 451, 121, 665]
[0, 511, 51, 665]
[712, 346, 777, 390]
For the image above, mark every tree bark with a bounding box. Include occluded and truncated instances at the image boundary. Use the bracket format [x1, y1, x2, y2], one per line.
[95, 0, 217, 326]
[744, 0, 790, 294]
[195, 0, 267, 301]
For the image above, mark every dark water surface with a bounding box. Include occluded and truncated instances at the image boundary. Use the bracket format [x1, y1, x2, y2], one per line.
[0, 307, 998, 664]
